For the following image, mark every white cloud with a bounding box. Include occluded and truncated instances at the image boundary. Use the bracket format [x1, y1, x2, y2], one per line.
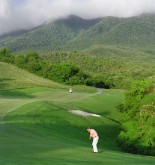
[0, 0, 155, 36]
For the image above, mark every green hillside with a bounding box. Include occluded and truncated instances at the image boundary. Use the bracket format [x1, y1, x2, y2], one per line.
[1, 48, 154, 89]
[67, 14, 155, 51]
[1, 14, 155, 53]
[0, 15, 101, 52]
[43, 51, 155, 88]
[0, 62, 65, 90]
[65, 16, 123, 50]
[0, 63, 155, 164]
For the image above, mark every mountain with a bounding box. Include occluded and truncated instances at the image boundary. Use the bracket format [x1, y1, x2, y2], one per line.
[0, 14, 155, 52]
[66, 14, 155, 51]
[0, 15, 102, 52]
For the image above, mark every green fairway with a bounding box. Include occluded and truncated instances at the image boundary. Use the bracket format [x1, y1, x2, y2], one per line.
[0, 87, 155, 165]
[0, 62, 155, 164]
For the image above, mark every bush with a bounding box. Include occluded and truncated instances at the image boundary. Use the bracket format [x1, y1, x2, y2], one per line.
[117, 80, 155, 156]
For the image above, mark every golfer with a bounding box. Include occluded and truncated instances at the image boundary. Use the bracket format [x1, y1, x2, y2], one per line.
[87, 128, 99, 153]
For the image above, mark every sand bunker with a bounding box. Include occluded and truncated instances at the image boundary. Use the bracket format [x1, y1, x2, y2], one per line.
[69, 110, 101, 117]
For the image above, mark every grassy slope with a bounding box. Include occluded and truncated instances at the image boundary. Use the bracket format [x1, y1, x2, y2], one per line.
[0, 63, 155, 164]
[0, 62, 66, 90]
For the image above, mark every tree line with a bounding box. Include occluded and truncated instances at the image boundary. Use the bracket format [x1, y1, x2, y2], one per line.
[43, 51, 155, 89]
[0, 48, 110, 88]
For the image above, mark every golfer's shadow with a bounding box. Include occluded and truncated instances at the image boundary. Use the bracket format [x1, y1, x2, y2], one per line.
[98, 150, 104, 153]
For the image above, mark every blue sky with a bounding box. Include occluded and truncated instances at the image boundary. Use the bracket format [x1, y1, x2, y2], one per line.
[9, 0, 27, 7]
[0, 0, 155, 36]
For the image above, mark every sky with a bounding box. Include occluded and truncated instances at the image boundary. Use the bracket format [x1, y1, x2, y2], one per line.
[0, 0, 155, 36]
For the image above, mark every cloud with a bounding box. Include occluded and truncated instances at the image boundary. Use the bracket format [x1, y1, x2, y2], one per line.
[0, 0, 155, 36]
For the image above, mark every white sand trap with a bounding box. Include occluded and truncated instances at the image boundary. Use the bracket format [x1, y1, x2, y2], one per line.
[69, 110, 101, 117]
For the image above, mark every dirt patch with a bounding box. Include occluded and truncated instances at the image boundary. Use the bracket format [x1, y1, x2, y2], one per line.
[69, 110, 101, 117]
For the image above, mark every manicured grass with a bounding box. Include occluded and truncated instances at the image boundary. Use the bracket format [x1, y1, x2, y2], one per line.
[0, 86, 155, 164]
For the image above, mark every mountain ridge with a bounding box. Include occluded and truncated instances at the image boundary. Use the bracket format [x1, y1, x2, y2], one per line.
[0, 13, 155, 52]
